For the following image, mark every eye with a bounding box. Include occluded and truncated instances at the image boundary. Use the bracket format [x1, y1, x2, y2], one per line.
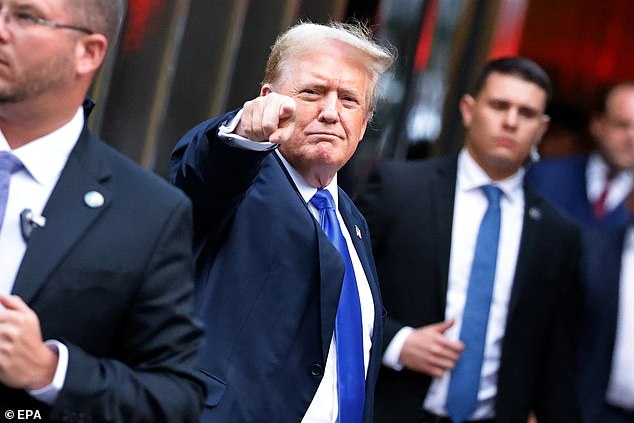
[13, 11, 39, 25]
[340, 95, 360, 108]
[488, 99, 509, 111]
[518, 107, 539, 119]
[298, 89, 320, 100]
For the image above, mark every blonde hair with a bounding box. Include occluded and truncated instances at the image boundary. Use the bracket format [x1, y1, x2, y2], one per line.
[262, 21, 395, 116]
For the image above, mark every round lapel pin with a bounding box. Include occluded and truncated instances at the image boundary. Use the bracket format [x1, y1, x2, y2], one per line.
[84, 191, 105, 208]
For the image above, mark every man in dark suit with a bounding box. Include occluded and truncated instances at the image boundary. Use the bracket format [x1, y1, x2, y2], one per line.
[0, 0, 204, 421]
[358, 57, 581, 423]
[578, 190, 634, 423]
[527, 82, 634, 229]
[171, 21, 394, 423]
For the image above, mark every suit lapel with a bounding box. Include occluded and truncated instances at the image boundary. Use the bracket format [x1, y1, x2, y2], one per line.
[272, 155, 344, 361]
[431, 158, 457, 311]
[507, 186, 542, 318]
[13, 130, 111, 303]
[338, 190, 381, 317]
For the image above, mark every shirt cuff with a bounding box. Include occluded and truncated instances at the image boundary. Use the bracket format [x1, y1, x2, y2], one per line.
[218, 108, 278, 152]
[28, 340, 68, 405]
[382, 326, 415, 371]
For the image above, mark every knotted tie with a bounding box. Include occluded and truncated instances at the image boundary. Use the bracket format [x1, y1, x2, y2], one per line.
[310, 189, 365, 423]
[446, 185, 502, 423]
[0, 151, 23, 234]
[593, 168, 616, 218]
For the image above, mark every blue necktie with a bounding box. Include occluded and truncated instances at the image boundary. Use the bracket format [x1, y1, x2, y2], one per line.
[446, 185, 502, 423]
[0, 151, 23, 234]
[310, 189, 365, 423]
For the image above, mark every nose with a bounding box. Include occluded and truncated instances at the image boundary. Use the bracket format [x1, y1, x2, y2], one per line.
[0, 8, 12, 40]
[318, 92, 340, 124]
[503, 108, 519, 129]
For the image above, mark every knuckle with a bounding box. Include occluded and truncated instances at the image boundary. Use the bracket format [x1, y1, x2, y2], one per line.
[261, 120, 277, 135]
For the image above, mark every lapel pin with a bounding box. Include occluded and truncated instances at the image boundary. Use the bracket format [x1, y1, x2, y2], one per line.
[355, 225, 362, 239]
[528, 207, 541, 220]
[84, 191, 105, 208]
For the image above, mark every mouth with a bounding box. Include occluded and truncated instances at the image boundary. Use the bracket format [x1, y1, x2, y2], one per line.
[495, 136, 515, 147]
[0, 56, 11, 70]
[306, 132, 343, 142]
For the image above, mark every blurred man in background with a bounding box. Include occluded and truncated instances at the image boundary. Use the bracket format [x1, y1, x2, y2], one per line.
[528, 82, 634, 229]
[359, 57, 581, 423]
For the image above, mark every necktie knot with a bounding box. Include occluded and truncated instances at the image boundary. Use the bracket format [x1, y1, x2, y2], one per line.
[310, 189, 336, 211]
[482, 185, 502, 209]
[594, 168, 617, 218]
[0, 151, 23, 175]
[606, 167, 617, 182]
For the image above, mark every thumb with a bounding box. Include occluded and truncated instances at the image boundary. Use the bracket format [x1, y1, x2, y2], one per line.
[435, 319, 455, 333]
[269, 124, 295, 144]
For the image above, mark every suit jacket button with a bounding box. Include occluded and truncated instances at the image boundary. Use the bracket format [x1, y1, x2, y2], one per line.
[311, 363, 323, 377]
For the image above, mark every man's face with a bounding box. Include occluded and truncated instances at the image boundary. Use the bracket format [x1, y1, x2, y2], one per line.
[265, 39, 371, 187]
[460, 72, 549, 180]
[0, 0, 79, 104]
[591, 85, 634, 171]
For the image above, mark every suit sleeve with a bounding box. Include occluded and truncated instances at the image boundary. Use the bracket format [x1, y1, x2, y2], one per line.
[170, 110, 271, 260]
[534, 223, 583, 423]
[49, 198, 205, 423]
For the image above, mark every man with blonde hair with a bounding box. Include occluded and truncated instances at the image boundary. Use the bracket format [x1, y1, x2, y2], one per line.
[172, 21, 394, 423]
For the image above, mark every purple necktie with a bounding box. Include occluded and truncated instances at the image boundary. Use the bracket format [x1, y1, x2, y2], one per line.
[0, 151, 23, 234]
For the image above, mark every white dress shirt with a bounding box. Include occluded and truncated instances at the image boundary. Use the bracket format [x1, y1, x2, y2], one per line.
[384, 149, 525, 420]
[606, 226, 634, 409]
[0, 106, 84, 404]
[220, 114, 375, 423]
[586, 153, 634, 212]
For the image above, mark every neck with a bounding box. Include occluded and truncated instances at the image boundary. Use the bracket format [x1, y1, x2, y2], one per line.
[279, 152, 337, 189]
[0, 98, 82, 149]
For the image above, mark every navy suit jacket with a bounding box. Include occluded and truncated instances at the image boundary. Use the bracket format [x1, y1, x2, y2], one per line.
[526, 155, 630, 229]
[578, 228, 627, 423]
[1, 120, 205, 422]
[357, 156, 582, 423]
[170, 111, 383, 423]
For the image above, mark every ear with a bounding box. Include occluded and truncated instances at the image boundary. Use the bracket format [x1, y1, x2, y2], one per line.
[75, 34, 108, 77]
[589, 115, 603, 140]
[536, 114, 551, 142]
[358, 115, 369, 142]
[459, 94, 475, 127]
[260, 84, 273, 96]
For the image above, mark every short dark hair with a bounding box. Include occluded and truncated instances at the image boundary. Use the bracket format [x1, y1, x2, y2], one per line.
[472, 57, 553, 104]
[68, 0, 126, 44]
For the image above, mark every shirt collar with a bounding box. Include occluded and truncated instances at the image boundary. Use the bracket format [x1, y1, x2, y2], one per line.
[457, 148, 525, 203]
[587, 151, 634, 183]
[275, 150, 339, 207]
[0, 107, 84, 185]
